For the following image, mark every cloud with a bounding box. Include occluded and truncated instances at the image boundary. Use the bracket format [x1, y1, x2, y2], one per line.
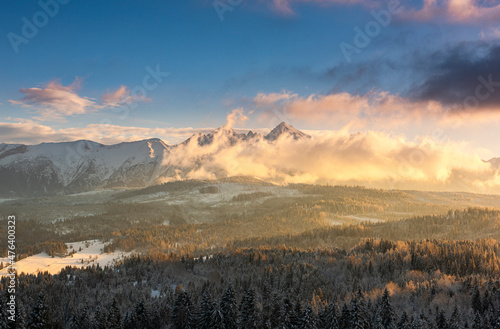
[0, 119, 213, 145]
[101, 85, 151, 107]
[9, 79, 151, 122]
[269, 0, 500, 24]
[2, 117, 499, 193]
[225, 108, 249, 129]
[252, 89, 500, 130]
[9, 79, 98, 121]
[410, 42, 500, 110]
[164, 125, 500, 193]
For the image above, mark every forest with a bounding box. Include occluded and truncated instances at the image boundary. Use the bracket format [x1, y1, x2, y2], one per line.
[0, 208, 499, 327]
[1, 182, 500, 328]
[1, 237, 500, 328]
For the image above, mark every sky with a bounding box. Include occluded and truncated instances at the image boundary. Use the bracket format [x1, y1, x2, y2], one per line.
[1, 0, 500, 159]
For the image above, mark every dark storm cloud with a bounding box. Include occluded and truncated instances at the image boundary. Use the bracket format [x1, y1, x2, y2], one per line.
[410, 42, 500, 109]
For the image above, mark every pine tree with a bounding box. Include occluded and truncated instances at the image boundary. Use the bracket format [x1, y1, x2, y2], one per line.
[199, 290, 216, 329]
[320, 301, 339, 329]
[397, 311, 409, 329]
[70, 306, 90, 329]
[29, 292, 52, 329]
[291, 300, 302, 328]
[107, 299, 122, 329]
[280, 297, 294, 329]
[435, 309, 448, 329]
[152, 309, 162, 329]
[300, 305, 318, 329]
[0, 294, 9, 329]
[376, 289, 396, 329]
[211, 307, 224, 329]
[173, 289, 193, 329]
[239, 288, 258, 329]
[124, 311, 138, 329]
[269, 294, 282, 329]
[449, 305, 462, 329]
[15, 303, 28, 329]
[351, 291, 370, 329]
[472, 312, 483, 329]
[339, 303, 351, 329]
[220, 285, 238, 329]
[134, 301, 150, 329]
[91, 305, 106, 329]
[472, 288, 483, 315]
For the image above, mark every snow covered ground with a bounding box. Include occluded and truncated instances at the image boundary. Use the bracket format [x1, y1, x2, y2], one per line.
[0, 240, 132, 276]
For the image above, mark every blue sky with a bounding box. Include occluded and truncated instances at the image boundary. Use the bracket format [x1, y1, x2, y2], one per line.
[1, 0, 500, 157]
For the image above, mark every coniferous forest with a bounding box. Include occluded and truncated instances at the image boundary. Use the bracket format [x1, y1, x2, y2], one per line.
[1, 184, 500, 328]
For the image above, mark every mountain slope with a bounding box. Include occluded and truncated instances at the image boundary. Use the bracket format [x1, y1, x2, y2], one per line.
[0, 139, 170, 196]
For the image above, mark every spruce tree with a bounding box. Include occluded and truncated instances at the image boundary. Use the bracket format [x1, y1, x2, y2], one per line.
[397, 311, 409, 329]
[173, 290, 193, 329]
[107, 299, 122, 329]
[471, 288, 483, 315]
[239, 288, 258, 329]
[351, 291, 370, 329]
[300, 305, 318, 329]
[339, 303, 351, 329]
[199, 290, 216, 329]
[280, 297, 294, 329]
[320, 301, 339, 329]
[376, 289, 396, 329]
[435, 309, 447, 329]
[220, 285, 238, 329]
[449, 305, 462, 329]
[29, 292, 52, 329]
[134, 301, 150, 329]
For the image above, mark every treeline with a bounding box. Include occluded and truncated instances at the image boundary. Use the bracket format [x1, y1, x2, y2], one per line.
[3, 238, 500, 328]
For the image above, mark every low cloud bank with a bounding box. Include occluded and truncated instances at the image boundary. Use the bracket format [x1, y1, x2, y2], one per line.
[163, 120, 500, 193]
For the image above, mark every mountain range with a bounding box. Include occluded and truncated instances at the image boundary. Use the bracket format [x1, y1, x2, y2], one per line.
[0, 122, 310, 196]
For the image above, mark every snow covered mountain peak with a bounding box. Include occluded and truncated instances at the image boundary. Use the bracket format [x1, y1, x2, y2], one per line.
[264, 122, 311, 141]
[0, 122, 312, 196]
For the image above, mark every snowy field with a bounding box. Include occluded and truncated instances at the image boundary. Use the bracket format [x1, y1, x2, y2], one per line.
[0, 240, 132, 276]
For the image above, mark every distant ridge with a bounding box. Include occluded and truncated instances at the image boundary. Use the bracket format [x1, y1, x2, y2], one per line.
[0, 122, 309, 196]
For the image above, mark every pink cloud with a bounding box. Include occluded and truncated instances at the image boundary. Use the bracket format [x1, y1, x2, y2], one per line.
[9, 80, 152, 122]
[254, 90, 500, 129]
[101, 85, 151, 107]
[9, 79, 97, 121]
